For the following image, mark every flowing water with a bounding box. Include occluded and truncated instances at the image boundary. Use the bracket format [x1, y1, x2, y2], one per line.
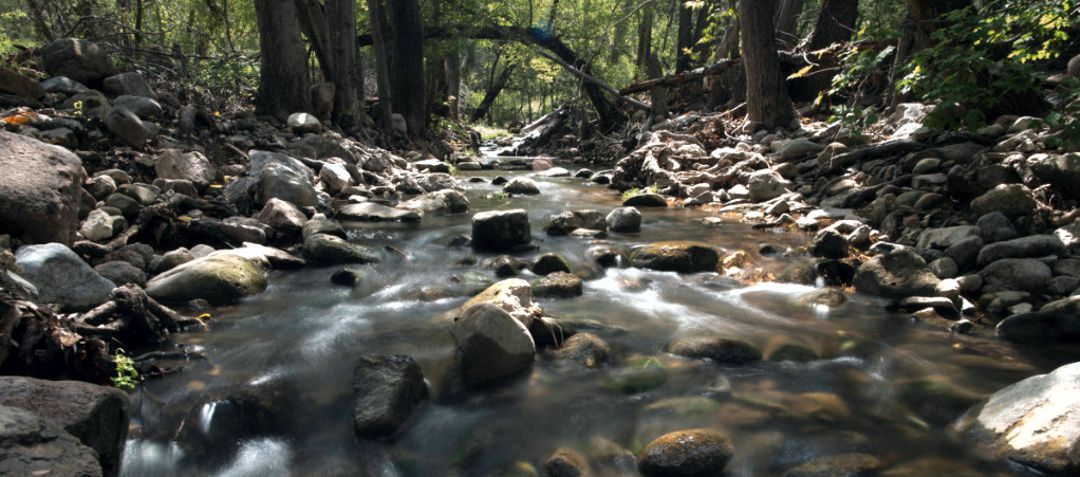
[121, 160, 1079, 477]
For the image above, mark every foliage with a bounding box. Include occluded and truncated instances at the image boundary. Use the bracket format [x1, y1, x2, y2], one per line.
[111, 349, 140, 391]
[621, 184, 659, 201]
[898, 0, 1080, 130]
[1046, 78, 1080, 150]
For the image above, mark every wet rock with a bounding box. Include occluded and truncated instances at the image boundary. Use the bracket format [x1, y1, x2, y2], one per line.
[534, 272, 584, 298]
[981, 258, 1051, 292]
[330, 266, 367, 286]
[539, 166, 571, 177]
[0, 405, 102, 477]
[810, 229, 849, 259]
[471, 209, 531, 252]
[971, 184, 1035, 218]
[977, 211, 1020, 244]
[668, 337, 762, 364]
[15, 243, 114, 311]
[532, 253, 571, 275]
[0, 131, 87, 245]
[766, 342, 818, 363]
[996, 296, 1080, 343]
[302, 215, 346, 240]
[146, 250, 269, 304]
[174, 382, 295, 465]
[94, 260, 146, 287]
[606, 207, 642, 233]
[781, 453, 881, 477]
[287, 112, 322, 134]
[154, 150, 215, 191]
[638, 429, 734, 477]
[337, 202, 421, 223]
[0, 376, 129, 477]
[796, 288, 848, 308]
[39, 38, 114, 84]
[544, 447, 592, 477]
[503, 177, 541, 195]
[976, 235, 1065, 267]
[483, 255, 528, 277]
[302, 233, 380, 265]
[631, 241, 719, 273]
[853, 249, 941, 299]
[452, 302, 536, 387]
[554, 333, 611, 368]
[352, 355, 429, 440]
[104, 107, 148, 148]
[747, 169, 789, 202]
[400, 189, 470, 215]
[955, 362, 1080, 474]
[623, 193, 668, 207]
[899, 296, 959, 318]
[544, 210, 606, 236]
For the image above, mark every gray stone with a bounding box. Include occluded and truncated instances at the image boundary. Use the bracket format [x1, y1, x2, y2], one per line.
[112, 95, 162, 119]
[154, 150, 215, 190]
[471, 209, 531, 252]
[854, 249, 941, 299]
[318, 163, 352, 194]
[503, 177, 540, 195]
[810, 229, 849, 259]
[623, 193, 668, 207]
[1030, 153, 1080, 200]
[631, 241, 720, 273]
[0, 405, 102, 477]
[981, 258, 1051, 292]
[781, 454, 881, 477]
[337, 202, 421, 222]
[1054, 222, 1080, 253]
[302, 233, 380, 265]
[779, 138, 825, 161]
[977, 235, 1065, 267]
[351, 355, 428, 440]
[104, 107, 147, 148]
[39, 38, 114, 84]
[977, 211, 1020, 243]
[452, 302, 536, 387]
[929, 257, 959, 279]
[544, 210, 606, 236]
[553, 333, 610, 368]
[15, 243, 114, 311]
[286, 112, 322, 134]
[945, 236, 984, 270]
[250, 150, 317, 208]
[916, 226, 981, 250]
[41, 76, 89, 95]
[747, 169, 789, 202]
[256, 198, 308, 237]
[0, 131, 87, 245]
[93, 261, 146, 287]
[102, 72, 154, 98]
[79, 209, 123, 242]
[606, 206, 642, 233]
[533, 272, 583, 298]
[971, 184, 1036, 218]
[146, 250, 269, 304]
[668, 337, 762, 364]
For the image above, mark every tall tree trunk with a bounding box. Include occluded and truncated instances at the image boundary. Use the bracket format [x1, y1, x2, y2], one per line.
[790, 0, 859, 101]
[254, 0, 311, 121]
[773, 0, 804, 48]
[445, 53, 461, 121]
[739, 0, 796, 131]
[297, 0, 364, 129]
[388, 0, 426, 137]
[366, 0, 393, 129]
[636, 5, 654, 68]
[675, 0, 695, 72]
[646, 54, 669, 118]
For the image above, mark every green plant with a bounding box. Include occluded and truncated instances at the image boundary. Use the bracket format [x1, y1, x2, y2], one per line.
[1046, 78, 1080, 150]
[621, 184, 659, 201]
[111, 349, 140, 391]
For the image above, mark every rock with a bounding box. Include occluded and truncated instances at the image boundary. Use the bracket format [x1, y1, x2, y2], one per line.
[1055, 222, 1080, 253]
[1030, 153, 1080, 200]
[0, 66, 45, 99]
[995, 305, 1080, 343]
[533, 272, 584, 298]
[0, 376, 129, 477]
[912, 157, 941, 174]
[287, 112, 322, 134]
[154, 150, 215, 191]
[976, 235, 1065, 267]
[781, 453, 882, 477]
[112, 95, 163, 119]
[104, 107, 147, 148]
[606, 207, 642, 233]
[318, 163, 352, 194]
[471, 209, 531, 252]
[853, 249, 941, 299]
[538, 166, 571, 177]
[810, 229, 849, 259]
[544, 210, 606, 236]
[351, 355, 428, 440]
[531, 253, 571, 275]
[94, 261, 146, 287]
[102, 72, 153, 98]
[152, 178, 197, 196]
[256, 198, 308, 237]
[928, 257, 959, 279]
[337, 202, 421, 222]
[638, 429, 734, 477]
[945, 236, 984, 269]
[1070, 54, 1080, 77]
[668, 337, 762, 364]
[41, 76, 88, 95]
[955, 362, 1080, 474]
[623, 193, 668, 207]
[15, 243, 114, 311]
[916, 226, 981, 250]
[0, 405, 102, 477]
[79, 209, 123, 242]
[747, 169, 789, 202]
[631, 241, 719, 273]
[391, 113, 408, 136]
[331, 267, 366, 286]
[173, 382, 295, 464]
[459, 279, 540, 326]
[39, 38, 114, 84]
[981, 259, 1051, 292]
[400, 189, 470, 215]
[302, 233, 380, 265]
[483, 255, 528, 277]
[977, 211, 1020, 244]
[779, 138, 826, 161]
[302, 215, 346, 240]
[971, 184, 1035, 218]
[0, 131, 87, 245]
[146, 250, 269, 304]
[413, 158, 450, 173]
[899, 296, 959, 318]
[251, 150, 317, 208]
[544, 448, 592, 477]
[155, 248, 194, 273]
[553, 333, 610, 368]
[503, 177, 540, 195]
[452, 302, 536, 387]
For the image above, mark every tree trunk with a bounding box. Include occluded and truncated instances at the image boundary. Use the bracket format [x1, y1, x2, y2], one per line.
[789, 0, 859, 101]
[445, 53, 462, 121]
[297, 0, 364, 129]
[254, 0, 311, 121]
[773, 0, 804, 48]
[709, 1, 740, 110]
[646, 54, 669, 118]
[636, 5, 654, 68]
[739, 0, 796, 131]
[25, 0, 54, 42]
[472, 62, 514, 123]
[366, 0, 393, 129]
[676, 0, 695, 72]
[888, 0, 971, 107]
[388, 0, 426, 137]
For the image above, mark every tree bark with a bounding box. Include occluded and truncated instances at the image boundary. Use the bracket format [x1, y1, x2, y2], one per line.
[773, 0, 804, 48]
[636, 5, 654, 68]
[365, 0, 393, 129]
[676, 0, 695, 72]
[739, 0, 796, 130]
[646, 54, 669, 118]
[789, 0, 859, 101]
[297, 0, 365, 129]
[445, 53, 462, 121]
[388, 0, 426, 137]
[254, 0, 311, 121]
[471, 63, 514, 123]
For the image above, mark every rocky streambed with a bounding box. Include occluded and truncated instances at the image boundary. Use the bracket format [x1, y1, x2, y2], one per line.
[118, 162, 1080, 477]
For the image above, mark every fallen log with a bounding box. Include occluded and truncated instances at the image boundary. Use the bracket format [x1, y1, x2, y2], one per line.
[620, 59, 741, 96]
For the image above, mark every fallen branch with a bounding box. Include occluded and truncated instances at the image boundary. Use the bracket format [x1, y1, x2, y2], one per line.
[620, 58, 741, 95]
[531, 49, 650, 111]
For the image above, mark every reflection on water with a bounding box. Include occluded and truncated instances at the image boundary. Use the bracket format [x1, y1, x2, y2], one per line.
[122, 166, 1076, 477]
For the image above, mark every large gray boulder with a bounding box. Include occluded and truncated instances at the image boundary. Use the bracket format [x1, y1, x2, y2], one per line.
[971, 184, 1036, 218]
[104, 107, 148, 148]
[15, 243, 115, 311]
[39, 38, 114, 84]
[352, 355, 429, 440]
[955, 362, 1080, 475]
[471, 209, 531, 252]
[606, 206, 642, 233]
[154, 150, 216, 191]
[0, 377, 129, 477]
[0, 405, 102, 477]
[250, 150, 317, 207]
[452, 302, 536, 387]
[0, 131, 87, 245]
[747, 169, 789, 202]
[1030, 153, 1080, 200]
[853, 248, 940, 299]
[102, 72, 154, 99]
[146, 250, 269, 304]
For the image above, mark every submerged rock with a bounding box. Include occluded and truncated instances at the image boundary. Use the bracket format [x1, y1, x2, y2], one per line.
[533, 272, 584, 298]
[544, 447, 593, 477]
[352, 355, 429, 440]
[553, 333, 610, 368]
[302, 233, 380, 265]
[623, 193, 667, 207]
[631, 241, 719, 273]
[668, 337, 762, 364]
[337, 202, 421, 223]
[638, 429, 734, 477]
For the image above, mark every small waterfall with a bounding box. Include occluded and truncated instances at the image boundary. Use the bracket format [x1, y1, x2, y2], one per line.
[199, 400, 219, 434]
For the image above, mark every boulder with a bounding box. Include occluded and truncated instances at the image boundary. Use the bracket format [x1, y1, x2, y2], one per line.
[631, 241, 719, 273]
[471, 209, 531, 252]
[779, 138, 826, 161]
[638, 429, 734, 477]
[533, 272, 584, 298]
[810, 229, 849, 259]
[94, 261, 146, 287]
[459, 278, 541, 326]
[41, 76, 89, 95]
[916, 226, 981, 250]
[544, 448, 593, 477]
[606, 206, 642, 233]
[0, 131, 87, 245]
[452, 302, 536, 387]
[39, 38, 114, 84]
[955, 362, 1080, 475]
[146, 250, 269, 304]
[976, 235, 1065, 266]
[623, 193, 668, 207]
[0, 405, 102, 477]
[503, 177, 540, 195]
[102, 72, 154, 98]
[352, 355, 429, 440]
[79, 209, 124, 242]
[250, 150, 317, 208]
[302, 233, 380, 265]
[399, 189, 470, 215]
[553, 333, 610, 368]
[256, 198, 308, 237]
[977, 211, 1020, 243]
[971, 184, 1035, 218]
[337, 202, 421, 223]
[981, 258, 1051, 292]
[531, 253, 571, 275]
[747, 169, 789, 202]
[668, 337, 762, 364]
[853, 249, 940, 299]
[112, 95, 162, 119]
[154, 150, 215, 191]
[318, 163, 352, 195]
[0, 377, 129, 477]
[104, 107, 148, 148]
[544, 210, 606, 236]
[0, 66, 45, 99]
[15, 243, 114, 311]
[1030, 153, 1080, 200]
[286, 112, 322, 134]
